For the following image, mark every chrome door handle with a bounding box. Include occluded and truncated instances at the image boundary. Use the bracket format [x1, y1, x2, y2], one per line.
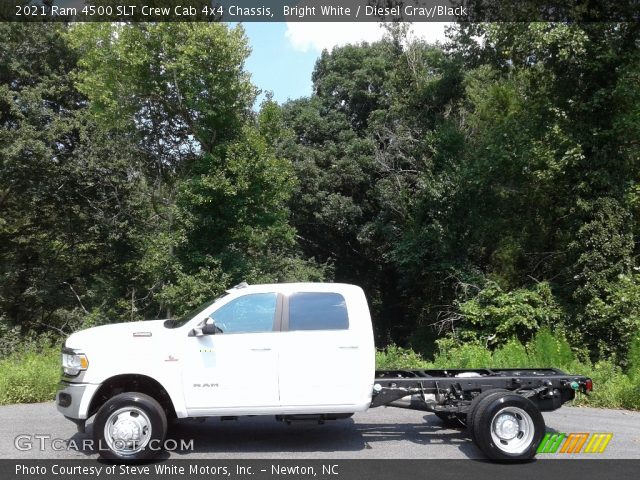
[339, 346, 359, 349]
[251, 347, 272, 351]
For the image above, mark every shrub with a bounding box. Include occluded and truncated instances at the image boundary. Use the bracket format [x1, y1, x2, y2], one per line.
[0, 347, 60, 405]
[570, 360, 634, 409]
[456, 281, 565, 347]
[579, 273, 640, 364]
[376, 345, 430, 369]
[527, 328, 574, 368]
[431, 341, 493, 369]
[627, 334, 640, 382]
[492, 338, 532, 368]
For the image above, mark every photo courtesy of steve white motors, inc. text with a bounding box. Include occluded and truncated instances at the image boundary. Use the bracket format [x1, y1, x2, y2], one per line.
[14, 463, 340, 477]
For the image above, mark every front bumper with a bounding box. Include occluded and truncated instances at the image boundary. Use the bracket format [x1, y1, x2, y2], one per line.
[56, 381, 101, 422]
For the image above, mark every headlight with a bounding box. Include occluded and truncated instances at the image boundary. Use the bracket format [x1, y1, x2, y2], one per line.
[62, 349, 89, 377]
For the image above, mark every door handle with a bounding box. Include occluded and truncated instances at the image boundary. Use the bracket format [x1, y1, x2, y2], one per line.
[339, 346, 359, 349]
[251, 347, 272, 351]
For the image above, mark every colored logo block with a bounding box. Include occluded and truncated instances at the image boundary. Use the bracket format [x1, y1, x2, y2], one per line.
[537, 432, 612, 454]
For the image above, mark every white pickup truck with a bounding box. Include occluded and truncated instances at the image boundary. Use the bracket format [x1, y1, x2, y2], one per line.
[57, 282, 592, 461]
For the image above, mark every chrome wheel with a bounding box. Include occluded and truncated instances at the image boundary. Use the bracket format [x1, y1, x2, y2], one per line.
[490, 406, 535, 454]
[103, 407, 152, 456]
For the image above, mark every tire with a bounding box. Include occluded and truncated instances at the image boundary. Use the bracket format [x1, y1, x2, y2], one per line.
[93, 392, 167, 461]
[466, 389, 509, 441]
[471, 392, 545, 461]
[435, 412, 466, 429]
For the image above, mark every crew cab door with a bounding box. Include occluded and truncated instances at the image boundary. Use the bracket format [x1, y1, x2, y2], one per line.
[182, 292, 282, 413]
[278, 291, 371, 408]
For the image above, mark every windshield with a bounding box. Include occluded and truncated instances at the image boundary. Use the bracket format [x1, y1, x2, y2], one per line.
[163, 294, 228, 329]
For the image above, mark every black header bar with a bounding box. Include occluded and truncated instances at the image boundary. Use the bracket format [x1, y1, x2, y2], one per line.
[1, 1, 639, 22]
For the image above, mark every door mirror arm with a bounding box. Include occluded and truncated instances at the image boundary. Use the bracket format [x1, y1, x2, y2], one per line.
[188, 326, 203, 337]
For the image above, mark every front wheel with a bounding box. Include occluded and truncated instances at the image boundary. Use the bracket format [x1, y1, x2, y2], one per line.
[471, 393, 544, 461]
[93, 392, 167, 460]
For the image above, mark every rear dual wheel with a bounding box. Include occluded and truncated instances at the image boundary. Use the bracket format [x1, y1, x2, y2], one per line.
[469, 391, 544, 461]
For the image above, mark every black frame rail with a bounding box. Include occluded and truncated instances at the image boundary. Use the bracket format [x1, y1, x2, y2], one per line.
[371, 368, 592, 412]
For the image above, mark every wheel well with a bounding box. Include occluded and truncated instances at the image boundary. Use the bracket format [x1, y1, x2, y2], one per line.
[88, 374, 176, 420]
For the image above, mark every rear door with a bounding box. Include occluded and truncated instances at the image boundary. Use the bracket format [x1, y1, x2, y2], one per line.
[278, 291, 366, 408]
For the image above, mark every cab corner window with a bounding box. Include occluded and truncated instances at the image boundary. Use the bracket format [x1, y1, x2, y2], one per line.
[289, 292, 349, 331]
[210, 293, 277, 334]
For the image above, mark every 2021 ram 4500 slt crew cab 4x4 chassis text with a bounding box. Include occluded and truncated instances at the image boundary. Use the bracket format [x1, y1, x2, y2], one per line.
[57, 282, 592, 461]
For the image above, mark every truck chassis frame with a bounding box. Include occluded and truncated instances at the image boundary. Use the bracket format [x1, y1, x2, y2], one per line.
[372, 367, 591, 414]
[368, 368, 591, 459]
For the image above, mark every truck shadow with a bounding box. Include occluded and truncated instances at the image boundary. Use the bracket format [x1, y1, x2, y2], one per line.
[169, 413, 483, 458]
[69, 413, 482, 460]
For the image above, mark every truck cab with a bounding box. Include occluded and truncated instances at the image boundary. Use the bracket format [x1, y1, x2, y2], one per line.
[57, 283, 375, 459]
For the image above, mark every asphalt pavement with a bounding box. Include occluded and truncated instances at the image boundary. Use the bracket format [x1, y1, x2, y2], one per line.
[1, 402, 638, 459]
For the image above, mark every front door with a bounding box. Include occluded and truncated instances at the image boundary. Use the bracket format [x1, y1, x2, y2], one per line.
[182, 292, 281, 413]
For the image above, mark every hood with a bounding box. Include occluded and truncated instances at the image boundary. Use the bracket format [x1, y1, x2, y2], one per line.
[65, 320, 169, 351]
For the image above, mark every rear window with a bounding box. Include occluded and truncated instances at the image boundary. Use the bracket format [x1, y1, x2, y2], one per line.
[288, 292, 349, 331]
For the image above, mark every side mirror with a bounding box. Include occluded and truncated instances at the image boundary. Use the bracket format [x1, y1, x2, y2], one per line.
[202, 320, 219, 335]
[189, 317, 223, 337]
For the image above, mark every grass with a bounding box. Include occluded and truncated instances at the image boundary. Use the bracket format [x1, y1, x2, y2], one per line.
[0, 346, 60, 405]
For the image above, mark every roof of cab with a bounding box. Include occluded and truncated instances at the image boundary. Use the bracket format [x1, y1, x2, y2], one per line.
[225, 282, 362, 295]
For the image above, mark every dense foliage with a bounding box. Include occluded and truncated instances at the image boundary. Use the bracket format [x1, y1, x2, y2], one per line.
[1, 22, 639, 404]
[278, 23, 640, 364]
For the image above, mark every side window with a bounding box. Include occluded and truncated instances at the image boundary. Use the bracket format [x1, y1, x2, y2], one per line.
[210, 293, 277, 334]
[288, 292, 349, 331]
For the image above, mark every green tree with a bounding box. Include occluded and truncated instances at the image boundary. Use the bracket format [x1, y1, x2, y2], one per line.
[0, 23, 145, 334]
[281, 31, 466, 343]
[70, 24, 323, 317]
[444, 23, 640, 357]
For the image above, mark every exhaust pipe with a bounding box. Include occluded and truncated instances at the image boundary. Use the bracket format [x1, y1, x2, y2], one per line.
[388, 394, 437, 412]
